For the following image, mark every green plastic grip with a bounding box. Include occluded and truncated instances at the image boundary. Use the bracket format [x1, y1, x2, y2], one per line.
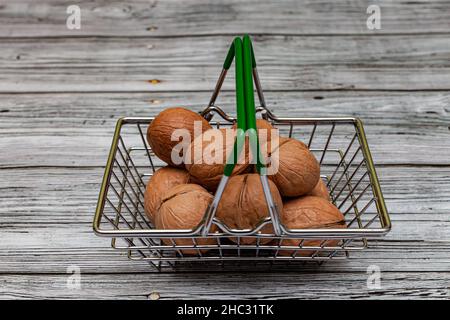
[224, 38, 246, 177]
[243, 35, 263, 173]
[233, 38, 246, 132]
[242, 35, 257, 131]
[223, 42, 235, 70]
[223, 35, 263, 176]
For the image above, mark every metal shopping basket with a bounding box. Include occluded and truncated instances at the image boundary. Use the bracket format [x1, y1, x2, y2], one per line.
[93, 36, 391, 271]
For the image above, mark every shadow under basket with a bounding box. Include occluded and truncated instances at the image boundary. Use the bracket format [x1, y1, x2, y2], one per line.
[93, 108, 391, 271]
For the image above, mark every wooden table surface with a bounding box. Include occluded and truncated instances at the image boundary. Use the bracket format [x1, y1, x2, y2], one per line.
[1, 0, 450, 299]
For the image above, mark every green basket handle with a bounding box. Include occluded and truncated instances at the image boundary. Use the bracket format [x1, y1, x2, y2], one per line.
[202, 35, 282, 237]
[223, 36, 257, 70]
[223, 35, 264, 176]
[223, 41, 235, 70]
[224, 37, 246, 176]
[242, 35, 264, 174]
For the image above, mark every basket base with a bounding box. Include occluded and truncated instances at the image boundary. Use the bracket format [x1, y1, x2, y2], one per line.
[142, 257, 350, 272]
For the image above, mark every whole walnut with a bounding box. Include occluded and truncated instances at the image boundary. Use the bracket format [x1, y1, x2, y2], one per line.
[155, 184, 215, 255]
[279, 196, 346, 256]
[263, 137, 320, 197]
[307, 179, 330, 201]
[146, 107, 212, 167]
[184, 128, 251, 191]
[144, 166, 191, 223]
[216, 173, 283, 244]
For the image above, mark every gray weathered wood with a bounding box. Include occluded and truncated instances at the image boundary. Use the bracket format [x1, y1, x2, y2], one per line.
[0, 35, 450, 92]
[2, 64, 450, 93]
[0, 0, 449, 37]
[1, 0, 450, 300]
[2, 35, 450, 92]
[3, 35, 450, 67]
[1, 273, 449, 299]
[2, 246, 450, 275]
[2, 91, 450, 125]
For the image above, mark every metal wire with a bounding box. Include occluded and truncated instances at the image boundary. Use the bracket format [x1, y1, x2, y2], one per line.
[93, 108, 390, 270]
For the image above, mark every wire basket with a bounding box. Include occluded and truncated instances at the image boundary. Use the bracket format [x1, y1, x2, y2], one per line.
[93, 108, 391, 271]
[93, 36, 390, 271]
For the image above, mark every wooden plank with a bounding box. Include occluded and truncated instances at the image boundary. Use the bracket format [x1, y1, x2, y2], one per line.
[2, 91, 449, 125]
[1, 92, 449, 167]
[2, 245, 450, 274]
[2, 35, 450, 92]
[3, 35, 450, 68]
[0, 0, 449, 37]
[2, 64, 450, 93]
[1, 273, 449, 299]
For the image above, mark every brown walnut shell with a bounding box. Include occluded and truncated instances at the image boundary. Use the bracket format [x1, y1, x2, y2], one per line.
[143, 166, 191, 223]
[216, 173, 283, 245]
[307, 179, 330, 201]
[146, 107, 212, 167]
[279, 196, 346, 256]
[184, 128, 251, 191]
[155, 184, 215, 255]
[264, 137, 320, 197]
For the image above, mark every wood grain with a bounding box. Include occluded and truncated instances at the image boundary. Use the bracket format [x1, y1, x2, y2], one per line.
[2, 35, 450, 92]
[1, 273, 449, 299]
[2, 91, 449, 125]
[3, 35, 450, 67]
[0, 0, 449, 37]
[1, 0, 449, 300]
[3, 65, 450, 92]
[2, 246, 450, 275]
